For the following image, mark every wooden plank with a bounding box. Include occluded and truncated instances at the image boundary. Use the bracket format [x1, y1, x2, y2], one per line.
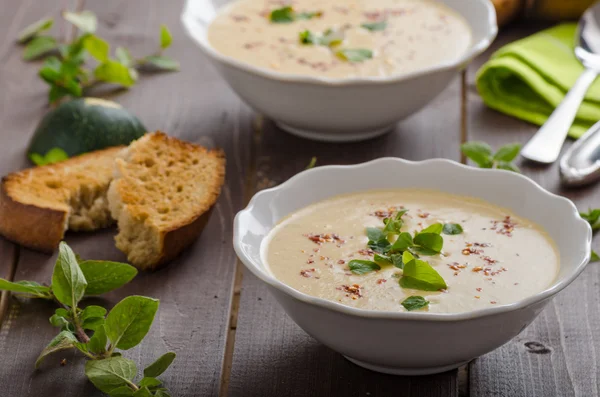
[0, 0, 253, 395]
[467, 23, 600, 397]
[228, 79, 464, 397]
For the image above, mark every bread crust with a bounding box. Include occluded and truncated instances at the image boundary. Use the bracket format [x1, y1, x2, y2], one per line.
[0, 181, 67, 252]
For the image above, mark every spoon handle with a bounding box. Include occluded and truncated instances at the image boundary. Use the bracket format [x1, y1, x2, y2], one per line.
[521, 67, 598, 164]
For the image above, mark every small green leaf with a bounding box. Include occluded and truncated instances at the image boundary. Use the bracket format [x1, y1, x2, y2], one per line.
[413, 233, 443, 255]
[107, 386, 135, 397]
[296, 11, 322, 20]
[49, 313, 71, 329]
[390, 253, 404, 269]
[81, 305, 107, 330]
[23, 35, 57, 60]
[421, 223, 443, 235]
[105, 296, 160, 350]
[139, 377, 162, 388]
[115, 47, 134, 67]
[348, 260, 380, 275]
[373, 253, 392, 267]
[401, 296, 430, 311]
[18, 17, 54, 43]
[35, 330, 77, 368]
[335, 48, 373, 63]
[79, 260, 138, 296]
[55, 308, 70, 318]
[63, 10, 97, 33]
[143, 55, 180, 71]
[29, 147, 69, 166]
[270, 6, 295, 23]
[461, 141, 494, 168]
[361, 21, 387, 31]
[442, 223, 463, 235]
[133, 387, 153, 397]
[400, 258, 447, 291]
[494, 143, 521, 162]
[85, 356, 137, 394]
[39, 56, 62, 83]
[154, 390, 171, 397]
[367, 238, 391, 254]
[591, 250, 599, 263]
[84, 35, 110, 62]
[160, 24, 172, 49]
[0, 279, 52, 298]
[496, 161, 521, 173]
[51, 242, 88, 309]
[366, 227, 386, 242]
[95, 60, 136, 87]
[299, 30, 318, 45]
[143, 352, 176, 378]
[388, 232, 414, 253]
[88, 324, 108, 355]
[305, 156, 317, 169]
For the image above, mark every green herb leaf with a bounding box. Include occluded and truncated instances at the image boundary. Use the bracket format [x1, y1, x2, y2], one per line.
[133, 387, 153, 397]
[38, 56, 62, 83]
[55, 308, 70, 318]
[29, 147, 70, 166]
[494, 143, 521, 162]
[366, 227, 386, 242]
[421, 223, 443, 234]
[35, 330, 77, 368]
[401, 296, 430, 311]
[105, 296, 160, 350]
[49, 313, 71, 330]
[335, 48, 373, 63]
[79, 260, 138, 296]
[320, 29, 344, 46]
[106, 386, 135, 397]
[373, 253, 392, 266]
[580, 209, 600, 231]
[23, 35, 57, 60]
[305, 156, 317, 169]
[115, 47, 134, 67]
[390, 253, 404, 269]
[85, 356, 137, 394]
[81, 305, 107, 330]
[88, 324, 108, 355]
[154, 390, 172, 397]
[52, 242, 88, 309]
[270, 6, 295, 23]
[442, 223, 463, 235]
[160, 24, 173, 49]
[63, 10, 97, 33]
[368, 238, 391, 254]
[143, 55, 180, 71]
[591, 250, 599, 263]
[95, 60, 136, 87]
[84, 34, 110, 62]
[0, 279, 52, 298]
[400, 254, 447, 291]
[388, 232, 414, 253]
[143, 352, 176, 377]
[139, 377, 162, 388]
[413, 233, 443, 255]
[299, 30, 318, 45]
[296, 11, 322, 20]
[461, 141, 493, 168]
[496, 161, 521, 173]
[18, 17, 54, 43]
[361, 21, 387, 31]
[348, 260, 381, 275]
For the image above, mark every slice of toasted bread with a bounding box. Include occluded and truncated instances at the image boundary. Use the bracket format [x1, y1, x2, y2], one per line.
[0, 147, 122, 252]
[107, 132, 226, 270]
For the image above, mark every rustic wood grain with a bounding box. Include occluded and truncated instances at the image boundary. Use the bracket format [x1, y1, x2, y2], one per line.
[0, 0, 253, 396]
[467, 23, 600, 397]
[227, 79, 463, 397]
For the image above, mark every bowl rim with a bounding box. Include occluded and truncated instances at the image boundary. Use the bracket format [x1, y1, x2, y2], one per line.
[233, 158, 592, 322]
[181, 0, 498, 86]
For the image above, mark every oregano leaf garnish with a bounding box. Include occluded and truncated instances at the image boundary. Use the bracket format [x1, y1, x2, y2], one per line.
[461, 141, 521, 173]
[401, 295, 430, 311]
[348, 260, 381, 275]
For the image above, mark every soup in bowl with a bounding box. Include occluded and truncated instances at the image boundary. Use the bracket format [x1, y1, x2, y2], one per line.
[233, 158, 591, 375]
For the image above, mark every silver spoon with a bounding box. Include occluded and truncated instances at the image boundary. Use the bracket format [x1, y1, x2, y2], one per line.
[560, 119, 600, 186]
[521, 2, 600, 164]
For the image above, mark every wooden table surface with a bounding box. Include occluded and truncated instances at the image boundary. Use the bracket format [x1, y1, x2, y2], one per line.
[0, 1, 598, 396]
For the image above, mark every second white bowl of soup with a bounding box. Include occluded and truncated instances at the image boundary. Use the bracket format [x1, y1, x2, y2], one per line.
[182, 0, 497, 142]
[233, 158, 592, 375]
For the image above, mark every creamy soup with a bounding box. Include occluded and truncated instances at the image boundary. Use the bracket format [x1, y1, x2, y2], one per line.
[263, 189, 559, 313]
[208, 0, 472, 78]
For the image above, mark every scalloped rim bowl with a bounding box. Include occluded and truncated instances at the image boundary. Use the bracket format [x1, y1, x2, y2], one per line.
[182, 0, 498, 142]
[233, 158, 592, 375]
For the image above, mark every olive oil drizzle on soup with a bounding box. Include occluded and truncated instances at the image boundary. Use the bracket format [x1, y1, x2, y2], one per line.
[208, 0, 472, 78]
[262, 189, 560, 313]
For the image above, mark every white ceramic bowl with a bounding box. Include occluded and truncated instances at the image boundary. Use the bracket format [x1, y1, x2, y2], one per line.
[233, 158, 592, 375]
[181, 0, 498, 142]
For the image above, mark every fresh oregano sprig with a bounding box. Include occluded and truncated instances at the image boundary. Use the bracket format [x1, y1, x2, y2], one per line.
[17, 11, 179, 104]
[461, 141, 521, 173]
[580, 208, 600, 262]
[0, 242, 175, 397]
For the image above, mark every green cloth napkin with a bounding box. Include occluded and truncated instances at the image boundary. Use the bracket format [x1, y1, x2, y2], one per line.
[476, 23, 600, 138]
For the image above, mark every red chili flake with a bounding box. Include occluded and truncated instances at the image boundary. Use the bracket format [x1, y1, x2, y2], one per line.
[338, 259, 345, 264]
[319, 256, 326, 261]
[472, 266, 483, 272]
[243, 42, 264, 50]
[482, 256, 497, 265]
[338, 284, 362, 298]
[300, 268, 316, 278]
[376, 279, 387, 285]
[490, 301, 497, 304]
[313, 248, 320, 253]
[473, 242, 491, 247]
[474, 296, 480, 299]
[448, 263, 460, 271]
[307, 259, 314, 264]
[454, 271, 459, 276]
[305, 233, 344, 245]
[358, 249, 374, 256]
[476, 287, 482, 292]
[417, 212, 430, 219]
[231, 14, 249, 22]
[462, 246, 483, 256]
[490, 216, 517, 236]
[514, 282, 519, 285]
[333, 6, 349, 14]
